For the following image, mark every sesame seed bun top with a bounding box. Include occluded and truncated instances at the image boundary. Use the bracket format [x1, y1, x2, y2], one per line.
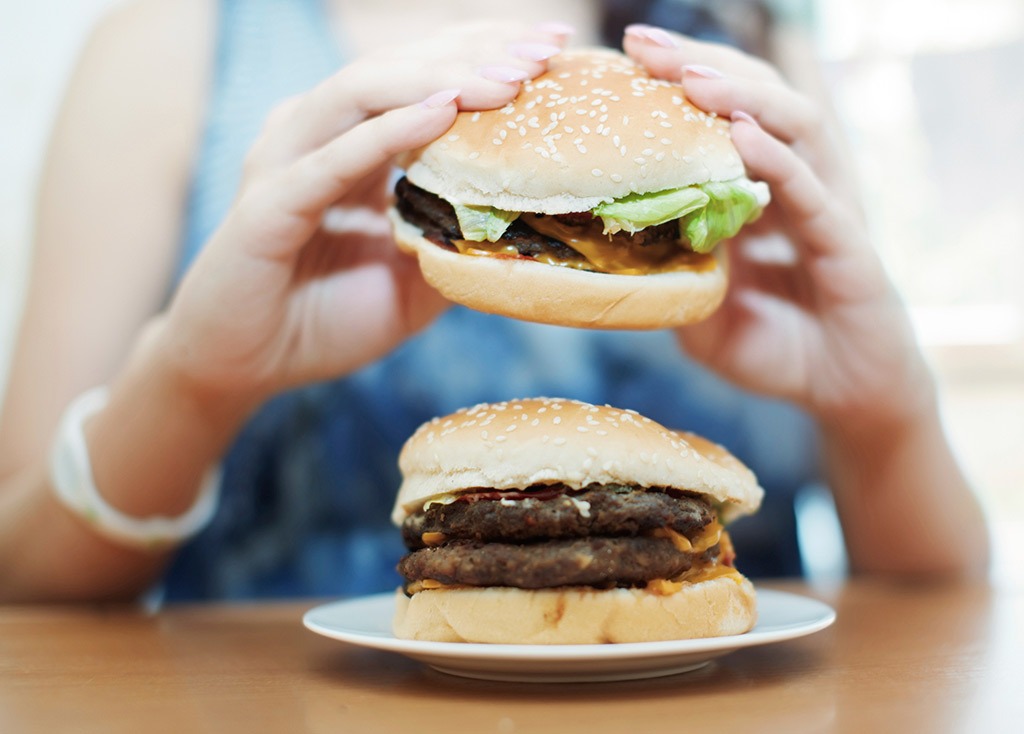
[402, 48, 747, 214]
[392, 398, 764, 524]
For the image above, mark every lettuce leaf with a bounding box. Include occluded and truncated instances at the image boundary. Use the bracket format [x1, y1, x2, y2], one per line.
[452, 203, 519, 242]
[592, 178, 769, 252]
[593, 187, 709, 235]
[680, 180, 767, 253]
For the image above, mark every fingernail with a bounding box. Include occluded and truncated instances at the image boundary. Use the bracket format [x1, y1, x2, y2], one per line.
[509, 42, 562, 62]
[479, 66, 531, 84]
[683, 64, 724, 79]
[421, 88, 460, 109]
[536, 21, 576, 37]
[625, 24, 678, 48]
[731, 110, 760, 127]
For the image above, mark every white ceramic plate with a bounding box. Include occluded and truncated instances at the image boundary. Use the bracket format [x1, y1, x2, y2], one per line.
[303, 588, 835, 683]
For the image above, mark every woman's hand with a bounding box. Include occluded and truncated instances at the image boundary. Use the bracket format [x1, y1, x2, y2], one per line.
[624, 26, 990, 577]
[624, 25, 934, 432]
[159, 23, 568, 406]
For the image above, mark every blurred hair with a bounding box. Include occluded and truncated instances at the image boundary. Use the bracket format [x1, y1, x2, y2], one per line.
[600, 0, 776, 59]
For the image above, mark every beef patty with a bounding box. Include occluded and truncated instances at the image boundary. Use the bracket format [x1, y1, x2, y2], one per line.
[398, 536, 717, 589]
[393, 177, 685, 267]
[401, 485, 712, 548]
[397, 486, 720, 591]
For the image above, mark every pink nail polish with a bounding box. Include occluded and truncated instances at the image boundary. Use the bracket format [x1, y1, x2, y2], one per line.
[421, 88, 460, 109]
[536, 21, 576, 37]
[509, 42, 562, 62]
[479, 66, 531, 84]
[683, 64, 724, 79]
[731, 110, 760, 127]
[625, 24, 678, 48]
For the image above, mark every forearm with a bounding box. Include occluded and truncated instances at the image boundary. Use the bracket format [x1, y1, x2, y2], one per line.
[0, 318, 256, 602]
[820, 387, 990, 579]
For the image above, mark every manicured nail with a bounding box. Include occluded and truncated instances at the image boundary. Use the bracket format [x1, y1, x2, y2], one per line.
[683, 64, 724, 79]
[421, 88, 460, 109]
[536, 21, 576, 37]
[509, 42, 562, 62]
[625, 24, 678, 48]
[731, 110, 760, 127]
[479, 66, 531, 84]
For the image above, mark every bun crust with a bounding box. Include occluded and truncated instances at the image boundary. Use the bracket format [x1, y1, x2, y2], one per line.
[390, 212, 727, 330]
[404, 49, 745, 212]
[393, 576, 758, 644]
[392, 398, 763, 524]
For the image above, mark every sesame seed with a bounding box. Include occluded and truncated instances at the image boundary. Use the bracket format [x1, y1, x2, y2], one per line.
[553, 416, 562, 424]
[577, 426, 589, 433]
[553, 437, 567, 446]
[610, 173, 623, 183]
[591, 168, 603, 177]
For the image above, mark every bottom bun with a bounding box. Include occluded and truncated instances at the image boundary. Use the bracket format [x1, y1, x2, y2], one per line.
[392, 576, 757, 644]
[389, 210, 727, 330]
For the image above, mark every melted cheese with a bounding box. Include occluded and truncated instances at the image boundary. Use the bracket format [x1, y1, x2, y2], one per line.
[645, 565, 744, 595]
[644, 525, 742, 595]
[450, 215, 715, 276]
[650, 519, 723, 554]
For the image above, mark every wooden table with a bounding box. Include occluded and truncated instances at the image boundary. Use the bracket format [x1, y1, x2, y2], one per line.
[2, 580, 1022, 733]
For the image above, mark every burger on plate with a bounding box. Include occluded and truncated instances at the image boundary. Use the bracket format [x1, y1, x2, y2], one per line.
[390, 48, 769, 330]
[391, 398, 763, 644]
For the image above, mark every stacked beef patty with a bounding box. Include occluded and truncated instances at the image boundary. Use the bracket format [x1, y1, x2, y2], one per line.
[397, 484, 722, 591]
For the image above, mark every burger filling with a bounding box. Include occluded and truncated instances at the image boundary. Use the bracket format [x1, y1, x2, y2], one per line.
[396, 484, 738, 594]
[394, 176, 767, 276]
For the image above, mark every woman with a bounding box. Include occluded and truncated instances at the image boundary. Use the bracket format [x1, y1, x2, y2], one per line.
[0, 0, 988, 601]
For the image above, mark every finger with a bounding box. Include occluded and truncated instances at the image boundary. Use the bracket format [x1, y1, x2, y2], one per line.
[680, 67, 857, 203]
[679, 67, 820, 148]
[242, 93, 460, 260]
[730, 114, 886, 298]
[274, 24, 568, 157]
[622, 24, 781, 84]
[728, 113, 851, 259]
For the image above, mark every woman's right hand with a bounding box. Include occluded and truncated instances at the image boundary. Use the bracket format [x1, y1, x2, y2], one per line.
[157, 22, 568, 408]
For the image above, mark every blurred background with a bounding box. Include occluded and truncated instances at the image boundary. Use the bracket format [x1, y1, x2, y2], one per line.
[2, 0, 1022, 585]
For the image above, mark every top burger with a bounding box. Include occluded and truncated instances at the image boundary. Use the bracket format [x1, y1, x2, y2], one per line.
[391, 49, 769, 330]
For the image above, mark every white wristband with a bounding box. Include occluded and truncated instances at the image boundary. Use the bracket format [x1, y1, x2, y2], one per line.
[50, 386, 221, 550]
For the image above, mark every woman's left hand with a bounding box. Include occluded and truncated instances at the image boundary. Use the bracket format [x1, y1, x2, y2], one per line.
[624, 25, 935, 431]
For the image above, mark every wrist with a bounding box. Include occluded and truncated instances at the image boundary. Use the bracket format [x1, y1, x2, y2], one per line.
[141, 314, 266, 428]
[812, 354, 940, 447]
[81, 318, 256, 521]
